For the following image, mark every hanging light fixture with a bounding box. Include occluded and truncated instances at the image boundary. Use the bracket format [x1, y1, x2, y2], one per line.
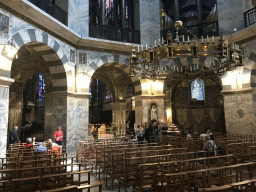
[129, 21, 244, 80]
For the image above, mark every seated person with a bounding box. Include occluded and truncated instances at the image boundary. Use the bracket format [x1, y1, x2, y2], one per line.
[24, 137, 33, 149]
[34, 142, 47, 153]
[46, 139, 52, 151]
[51, 143, 61, 157]
[203, 136, 217, 157]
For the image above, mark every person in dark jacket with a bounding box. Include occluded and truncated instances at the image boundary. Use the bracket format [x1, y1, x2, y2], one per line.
[9, 126, 19, 144]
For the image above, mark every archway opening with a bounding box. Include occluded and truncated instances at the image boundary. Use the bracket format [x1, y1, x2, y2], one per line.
[89, 62, 135, 138]
[8, 42, 67, 146]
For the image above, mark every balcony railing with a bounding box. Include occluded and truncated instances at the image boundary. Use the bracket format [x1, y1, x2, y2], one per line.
[89, 23, 140, 44]
[244, 6, 256, 28]
[28, 0, 67, 26]
[161, 21, 219, 40]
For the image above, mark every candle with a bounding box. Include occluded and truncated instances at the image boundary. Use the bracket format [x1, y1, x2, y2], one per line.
[197, 64, 199, 70]
[183, 35, 185, 42]
[138, 46, 139, 52]
[162, 37, 164, 45]
[155, 40, 156, 47]
[212, 35, 214, 43]
[146, 44, 147, 50]
[190, 66, 192, 71]
[201, 36, 203, 43]
[181, 67, 183, 73]
[159, 38, 161, 46]
[187, 36, 190, 43]
[141, 45, 143, 51]
[207, 35, 209, 43]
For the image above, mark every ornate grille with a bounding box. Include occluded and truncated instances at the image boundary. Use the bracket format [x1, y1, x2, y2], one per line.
[244, 6, 256, 28]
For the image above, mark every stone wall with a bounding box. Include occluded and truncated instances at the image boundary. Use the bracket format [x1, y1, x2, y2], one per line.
[217, 0, 253, 35]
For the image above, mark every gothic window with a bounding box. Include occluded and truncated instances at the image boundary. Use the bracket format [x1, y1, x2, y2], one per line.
[191, 78, 205, 101]
[105, 86, 112, 100]
[38, 73, 45, 103]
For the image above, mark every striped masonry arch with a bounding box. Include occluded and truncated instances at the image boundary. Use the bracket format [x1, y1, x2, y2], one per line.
[1, 28, 69, 92]
[245, 49, 256, 88]
[87, 54, 142, 96]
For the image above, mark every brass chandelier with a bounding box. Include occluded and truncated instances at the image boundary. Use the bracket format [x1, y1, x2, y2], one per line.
[129, 21, 244, 80]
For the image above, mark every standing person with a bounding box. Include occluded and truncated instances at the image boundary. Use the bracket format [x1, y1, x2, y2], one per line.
[54, 126, 63, 146]
[135, 125, 144, 144]
[9, 126, 19, 144]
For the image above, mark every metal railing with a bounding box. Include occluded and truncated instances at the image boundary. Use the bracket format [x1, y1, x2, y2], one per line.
[244, 6, 256, 28]
[89, 23, 140, 44]
[28, 0, 67, 25]
[161, 21, 219, 40]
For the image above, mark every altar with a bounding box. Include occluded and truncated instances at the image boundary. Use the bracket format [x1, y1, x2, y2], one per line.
[89, 124, 116, 139]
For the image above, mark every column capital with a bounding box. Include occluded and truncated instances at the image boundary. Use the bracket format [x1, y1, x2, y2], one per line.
[0, 76, 15, 87]
[221, 87, 255, 95]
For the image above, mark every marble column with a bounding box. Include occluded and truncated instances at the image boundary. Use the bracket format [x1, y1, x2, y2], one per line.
[222, 88, 256, 135]
[139, 0, 161, 46]
[0, 76, 15, 158]
[217, 0, 253, 35]
[68, 0, 89, 37]
[112, 102, 126, 135]
[66, 93, 90, 152]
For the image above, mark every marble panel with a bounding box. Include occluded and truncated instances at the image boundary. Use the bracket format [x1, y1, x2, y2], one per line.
[67, 96, 89, 152]
[0, 86, 9, 158]
[139, 0, 161, 46]
[224, 92, 256, 135]
[217, 0, 253, 35]
[68, 0, 89, 37]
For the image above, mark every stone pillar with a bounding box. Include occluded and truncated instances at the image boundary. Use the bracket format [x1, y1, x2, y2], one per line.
[112, 102, 126, 135]
[0, 76, 15, 158]
[139, 0, 161, 45]
[217, 0, 253, 35]
[68, 0, 89, 37]
[197, 0, 203, 37]
[66, 93, 90, 152]
[100, 0, 106, 25]
[222, 88, 256, 135]
[44, 92, 67, 149]
[8, 82, 23, 137]
[45, 92, 90, 153]
[166, 101, 173, 126]
[173, 0, 179, 21]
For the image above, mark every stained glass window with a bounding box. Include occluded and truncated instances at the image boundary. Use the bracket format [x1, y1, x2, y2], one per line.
[105, 86, 112, 100]
[127, 82, 132, 93]
[38, 73, 45, 103]
[191, 79, 205, 101]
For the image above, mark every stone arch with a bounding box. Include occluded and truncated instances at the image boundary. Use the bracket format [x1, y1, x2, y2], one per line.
[87, 54, 142, 96]
[1, 28, 70, 92]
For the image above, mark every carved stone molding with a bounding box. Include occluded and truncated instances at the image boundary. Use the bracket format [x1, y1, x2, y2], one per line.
[0, 76, 15, 87]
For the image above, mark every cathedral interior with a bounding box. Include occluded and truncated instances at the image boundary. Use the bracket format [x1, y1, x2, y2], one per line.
[1, 0, 256, 191]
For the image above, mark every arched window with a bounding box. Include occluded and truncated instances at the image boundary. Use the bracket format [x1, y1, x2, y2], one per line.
[105, 86, 112, 100]
[38, 73, 45, 103]
[191, 79, 205, 101]
[127, 82, 133, 93]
